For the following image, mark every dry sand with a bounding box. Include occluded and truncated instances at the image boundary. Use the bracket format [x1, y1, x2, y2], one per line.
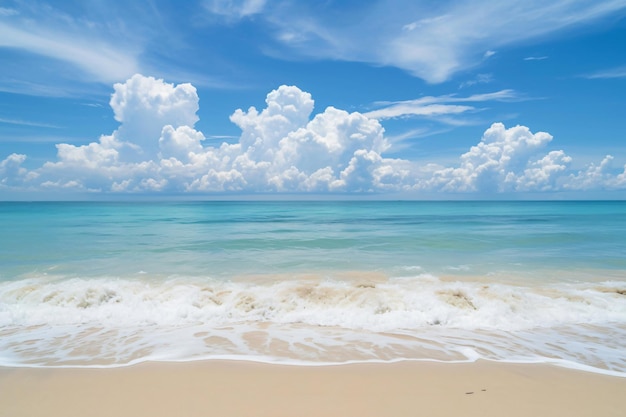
[1, 360, 624, 417]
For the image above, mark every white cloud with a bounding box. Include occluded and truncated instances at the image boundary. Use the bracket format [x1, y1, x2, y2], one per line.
[204, 0, 266, 19]
[159, 126, 206, 162]
[365, 90, 518, 120]
[0, 22, 138, 84]
[366, 103, 474, 120]
[565, 156, 626, 190]
[16, 76, 404, 193]
[459, 73, 493, 89]
[2, 74, 625, 196]
[262, 1, 626, 83]
[421, 123, 561, 192]
[584, 65, 626, 79]
[110, 74, 200, 157]
[0, 7, 18, 17]
[0, 154, 28, 187]
[0, 117, 60, 129]
[515, 151, 572, 191]
[32, 74, 201, 191]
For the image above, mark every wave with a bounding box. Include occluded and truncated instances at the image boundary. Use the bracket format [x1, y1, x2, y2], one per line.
[1, 273, 625, 374]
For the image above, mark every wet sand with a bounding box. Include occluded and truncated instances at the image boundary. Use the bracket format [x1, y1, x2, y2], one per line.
[1, 360, 624, 417]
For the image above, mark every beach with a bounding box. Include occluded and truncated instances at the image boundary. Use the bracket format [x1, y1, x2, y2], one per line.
[1, 360, 625, 417]
[1, 201, 625, 415]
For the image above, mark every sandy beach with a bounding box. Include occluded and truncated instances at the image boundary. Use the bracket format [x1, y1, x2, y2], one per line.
[1, 360, 624, 417]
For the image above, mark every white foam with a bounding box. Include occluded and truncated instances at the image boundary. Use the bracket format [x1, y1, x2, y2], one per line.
[1, 274, 625, 375]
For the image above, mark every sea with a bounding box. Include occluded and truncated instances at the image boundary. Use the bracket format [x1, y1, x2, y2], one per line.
[0, 200, 625, 376]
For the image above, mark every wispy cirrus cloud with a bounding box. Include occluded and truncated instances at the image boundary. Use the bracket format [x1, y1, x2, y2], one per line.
[0, 7, 18, 16]
[584, 65, 626, 79]
[459, 73, 493, 89]
[0, 117, 61, 129]
[203, 0, 266, 19]
[261, 1, 626, 83]
[0, 1, 255, 96]
[0, 23, 139, 83]
[0, 2, 144, 96]
[364, 90, 520, 120]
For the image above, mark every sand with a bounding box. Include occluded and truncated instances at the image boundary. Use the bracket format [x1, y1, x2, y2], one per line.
[0, 360, 624, 417]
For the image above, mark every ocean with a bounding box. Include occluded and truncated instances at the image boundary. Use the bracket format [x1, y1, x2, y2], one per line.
[1, 200, 625, 375]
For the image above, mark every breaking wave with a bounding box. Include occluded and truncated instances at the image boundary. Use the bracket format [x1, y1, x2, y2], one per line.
[1, 273, 625, 375]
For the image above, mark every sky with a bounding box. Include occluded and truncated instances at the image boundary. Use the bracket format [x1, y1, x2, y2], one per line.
[1, 0, 625, 199]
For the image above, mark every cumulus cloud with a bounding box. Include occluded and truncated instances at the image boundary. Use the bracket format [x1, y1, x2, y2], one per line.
[1, 74, 625, 196]
[515, 151, 572, 191]
[414, 124, 623, 194]
[420, 123, 560, 192]
[0, 154, 29, 187]
[13, 75, 404, 193]
[110, 74, 200, 157]
[566, 156, 626, 190]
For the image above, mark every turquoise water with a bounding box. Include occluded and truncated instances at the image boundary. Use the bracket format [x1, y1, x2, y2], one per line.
[1, 201, 625, 373]
[3, 200, 625, 279]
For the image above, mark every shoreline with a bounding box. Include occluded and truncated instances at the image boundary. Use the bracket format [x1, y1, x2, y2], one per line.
[1, 360, 625, 417]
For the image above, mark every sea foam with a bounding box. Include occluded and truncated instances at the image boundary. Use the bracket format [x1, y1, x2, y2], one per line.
[1, 273, 625, 374]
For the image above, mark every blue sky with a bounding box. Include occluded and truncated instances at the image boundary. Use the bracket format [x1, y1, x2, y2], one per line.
[1, 0, 625, 199]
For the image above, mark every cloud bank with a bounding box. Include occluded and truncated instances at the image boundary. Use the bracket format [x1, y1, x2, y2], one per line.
[1, 74, 625, 196]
